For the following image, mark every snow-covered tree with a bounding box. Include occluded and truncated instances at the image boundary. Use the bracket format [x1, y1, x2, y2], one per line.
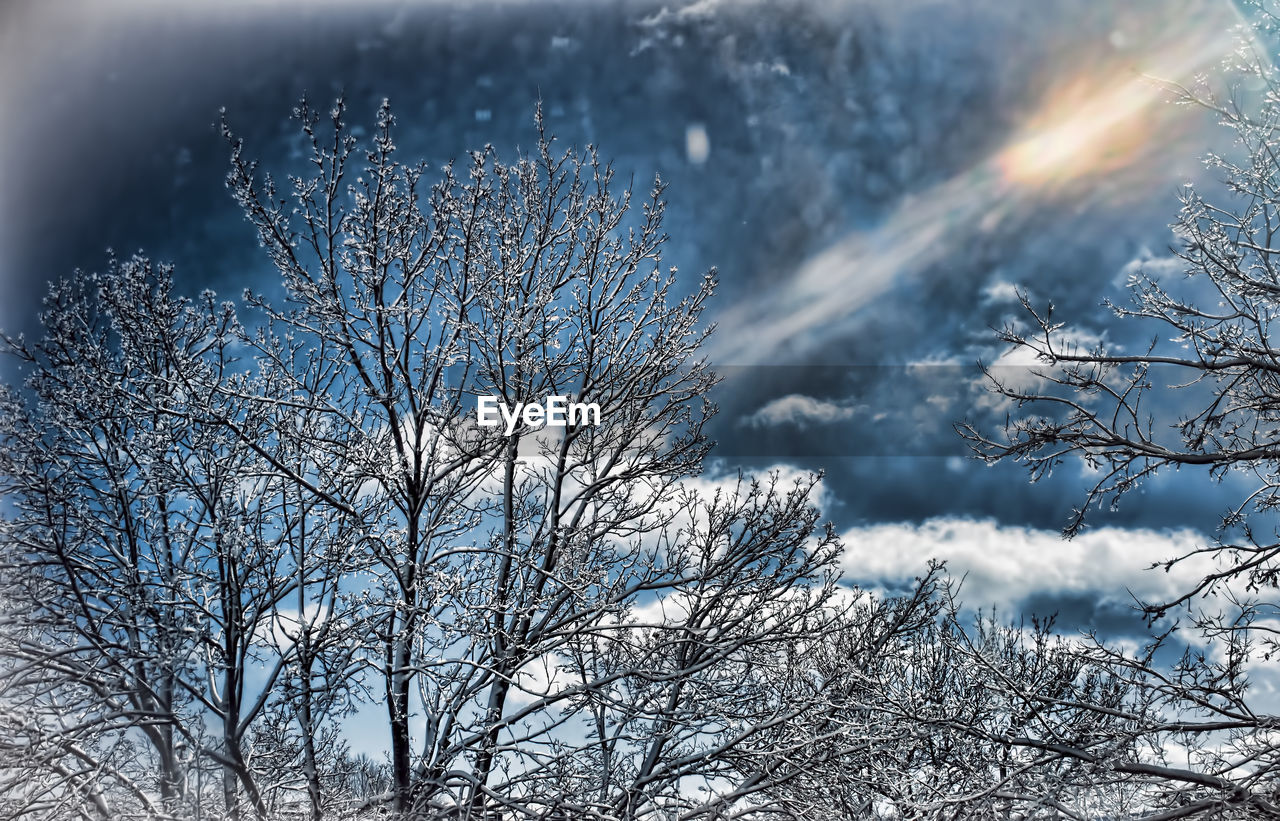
[9, 97, 855, 821]
[959, 7, 1280, 815]
[0, 256, 338, 820]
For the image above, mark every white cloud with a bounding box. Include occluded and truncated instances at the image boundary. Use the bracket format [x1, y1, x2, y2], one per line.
[507, 652, 574, 708]
[741, 394, 859, 428]
[255, 602, 332, 651]
[841, 517, 1218, 614]
[1114, 248, 1185, 289]
[981, 279, 1021, 304]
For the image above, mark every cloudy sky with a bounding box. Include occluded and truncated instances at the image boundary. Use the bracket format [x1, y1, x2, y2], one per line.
[0, 0, 1264, 638]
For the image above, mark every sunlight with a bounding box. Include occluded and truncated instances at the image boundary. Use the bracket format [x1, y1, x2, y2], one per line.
[998, 74, 1162, 188]
[998, 16, 1241, 190]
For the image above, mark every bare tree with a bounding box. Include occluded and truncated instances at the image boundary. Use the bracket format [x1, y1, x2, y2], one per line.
[224, 97, 498, 817]
[737, 564, 1164, 821]
[0, 259, 245, 819]
[219, 97, 854, 820]
[0, 256, 369, 821]
[958, 10, 1280, 815]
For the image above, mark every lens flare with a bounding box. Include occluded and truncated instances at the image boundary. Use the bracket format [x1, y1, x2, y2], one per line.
[997, 18, 1239, 191]
[998, 75, 1164, 188]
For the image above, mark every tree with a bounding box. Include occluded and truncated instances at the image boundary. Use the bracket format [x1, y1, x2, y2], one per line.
[958, 10, 1280, 815]
[0, 98, 882, 821]
[0, 256, 323, 820]
[219, 97, 863, 821]
[736, 563, 1165, 821]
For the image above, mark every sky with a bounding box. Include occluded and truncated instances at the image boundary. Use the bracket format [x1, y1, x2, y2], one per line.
[0, 0, 1266, 641]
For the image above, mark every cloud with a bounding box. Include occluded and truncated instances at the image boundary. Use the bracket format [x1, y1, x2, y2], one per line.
[1114, 248, 1186, 289]
[980, 279, 1021, 305]
[841, 517, 1218, 616]
[741, 393, 859, 428]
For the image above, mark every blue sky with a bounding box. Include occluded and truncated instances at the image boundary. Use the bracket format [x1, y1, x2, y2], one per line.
[0, 0, 1263, 640]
